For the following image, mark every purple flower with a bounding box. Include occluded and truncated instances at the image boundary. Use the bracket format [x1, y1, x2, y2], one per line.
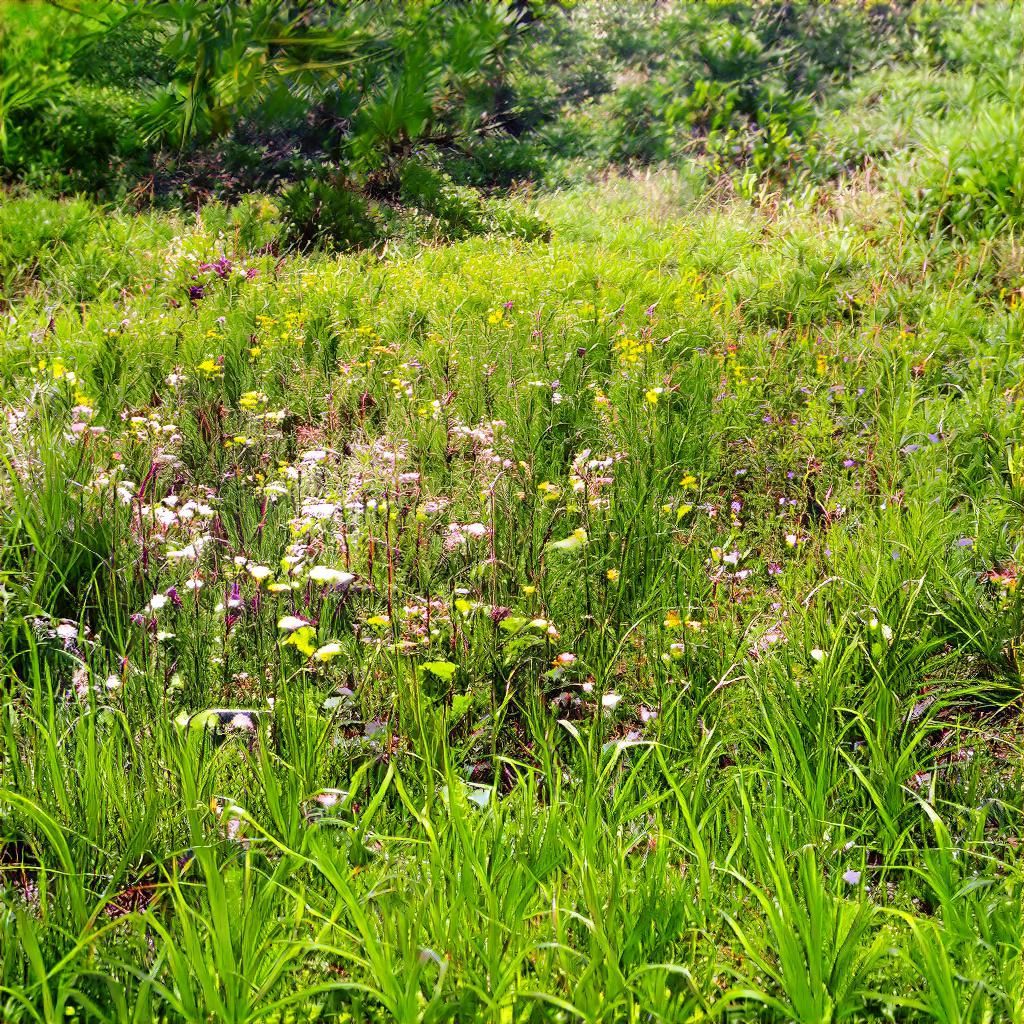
[955, 537, 974, 548]
[199, 256, 233, 279]
[842, 459, 856, 468]
[842, 869, 862, 885]
[188, 285, 205, 301]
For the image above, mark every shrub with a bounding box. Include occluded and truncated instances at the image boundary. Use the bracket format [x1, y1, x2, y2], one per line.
[899, 103, 1024, 240]
[279, 178, 382, 251]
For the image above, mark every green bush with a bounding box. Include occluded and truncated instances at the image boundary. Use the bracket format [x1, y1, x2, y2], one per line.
[279, 178, 382, 251]
[900, 103, 1024, 240]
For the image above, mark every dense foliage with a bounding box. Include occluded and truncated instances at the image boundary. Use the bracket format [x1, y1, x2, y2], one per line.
[1, 1, 1023, 1021]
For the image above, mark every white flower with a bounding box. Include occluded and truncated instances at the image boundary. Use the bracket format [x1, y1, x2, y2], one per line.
[308, 566, 355, 586]
[313, 643, 343, 662]
[810, 648, 826, 663]
[602, 693, 622, 709]
[302, 501, 337, 519]
[278, 615, 308, 632]
[146, 594, 169, 612]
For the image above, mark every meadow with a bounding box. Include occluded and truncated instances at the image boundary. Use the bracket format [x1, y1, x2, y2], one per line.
[1, 1, 1023, 1021]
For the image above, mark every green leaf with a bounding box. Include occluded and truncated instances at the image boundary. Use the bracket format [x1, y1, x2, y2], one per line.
[422, 660, 458, 683]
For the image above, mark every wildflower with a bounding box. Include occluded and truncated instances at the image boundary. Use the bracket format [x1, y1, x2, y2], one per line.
[284, 626, 317, 657]
[645, 387, 663, 405]
[680, 474, 697, 488]
[246, 564, 273, 582]
[613, 337, 652, 366]
[663, 610, 682, 630]
[601, 693, 622, 710]
[308, 566, 355, 586]
[313, 642, 343, 662]
[239, 391, 268, 410]
[278, 615, 309, 632]
[810, 648, 826, 662]
[606, 568, 620, 582]
[554, 652, 576, 667]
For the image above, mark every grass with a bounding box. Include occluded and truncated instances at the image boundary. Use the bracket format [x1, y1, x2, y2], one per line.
[1, 3, 1024, 1022]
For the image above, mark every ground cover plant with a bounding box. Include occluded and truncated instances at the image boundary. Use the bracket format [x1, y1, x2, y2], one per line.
[1, 0, 1023, 1021]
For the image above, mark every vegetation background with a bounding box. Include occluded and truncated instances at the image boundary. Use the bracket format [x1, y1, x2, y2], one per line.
[0, 0, 1022, 1020]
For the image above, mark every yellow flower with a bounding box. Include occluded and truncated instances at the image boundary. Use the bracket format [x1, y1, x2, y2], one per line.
[284, 626, 317, 657]
[645, 387, 663, 405]
[523, 585, 537, 596]
[663, 610, 682, 630]
[198, 357, 222, 376]
[606, 568, 620, 582]
[239, 391, 267, 410]
[679, 474, 697, 488]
